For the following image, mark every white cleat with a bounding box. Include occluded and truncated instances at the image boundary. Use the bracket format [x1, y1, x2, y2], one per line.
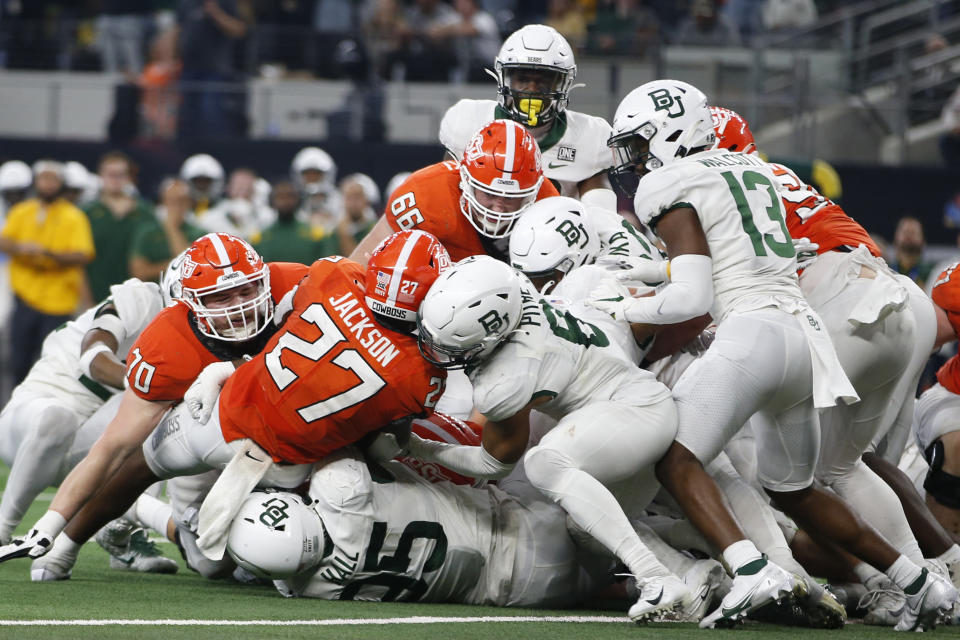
[628, 574, 692, 623]
[97, 527, 177, 574]
[859, 574, 904, 626]
[895, 569, 959, 632]
[678, 559, 728, 622]
[700, 557, 801, 629]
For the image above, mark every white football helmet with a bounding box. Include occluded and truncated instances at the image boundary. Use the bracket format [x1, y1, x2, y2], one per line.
[180, 153, 225, 199]
[417, 255, 523, 369]
[226, 491, 326, 579]
[291, 146, 337, 195]
[494, 24, 577, 128]
[509, 196, 600, 293]
[608, 79, 715, 194]
[160, 249, 188, 307]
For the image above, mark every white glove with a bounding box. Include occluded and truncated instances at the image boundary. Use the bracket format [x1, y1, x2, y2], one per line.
[185, 361, 236, 423]
[364, 432, 406, 462]
[792, 237, 819, 270]
[0, 525, 57, 562]
[585, 278, 635, 322]
[597, 254, 669, 285]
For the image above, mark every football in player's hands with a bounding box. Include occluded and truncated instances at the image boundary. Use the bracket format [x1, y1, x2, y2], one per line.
[0, 527, 54, 562]
[185, 361, 237, 423]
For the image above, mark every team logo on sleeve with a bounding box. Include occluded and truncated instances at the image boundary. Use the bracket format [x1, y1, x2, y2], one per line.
[258, 497, 291, 530]
[648, 88, 685, 118]
[479, 309, 508, 336]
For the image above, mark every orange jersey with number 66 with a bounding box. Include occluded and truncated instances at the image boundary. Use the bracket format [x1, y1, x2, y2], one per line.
[218, 257, 446, 464]
[384, 161, 559, 262]
[125, 262, 309, 402]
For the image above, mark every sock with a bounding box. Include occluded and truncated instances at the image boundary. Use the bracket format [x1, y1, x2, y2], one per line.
[34, 510, 68, 538]
[135, 494, 174, 537]
[885, 554, 925, 595]
[854, 561, 884, 585]
[632, 520, 697, 576]
[937, 544, 960, 566]
[523, 446, 671, 580]
[722, 539, 763, 575]
[829, 462, 924, 564]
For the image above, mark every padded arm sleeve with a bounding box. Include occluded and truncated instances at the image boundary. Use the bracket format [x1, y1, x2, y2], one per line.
[622, 254, 714, 324]
[405, 435, 516, 480]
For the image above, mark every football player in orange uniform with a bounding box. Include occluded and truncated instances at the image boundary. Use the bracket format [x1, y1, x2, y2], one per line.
[1, 231, 451, 580]
[713, 109, 960, 620]
[914, 262, 960, 545]
[0, 232, 308, 579]
[350, 119, 560, 265]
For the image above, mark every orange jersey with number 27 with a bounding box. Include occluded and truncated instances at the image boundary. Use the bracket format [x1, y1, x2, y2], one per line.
[218, 257, 446, 464]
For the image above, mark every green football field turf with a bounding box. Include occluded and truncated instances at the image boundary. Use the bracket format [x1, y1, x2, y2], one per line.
[0, 464, 952, 639]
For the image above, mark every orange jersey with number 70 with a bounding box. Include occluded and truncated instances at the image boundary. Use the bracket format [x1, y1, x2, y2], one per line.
[218, 257, 446, 464]
[384, 161, 559, 262]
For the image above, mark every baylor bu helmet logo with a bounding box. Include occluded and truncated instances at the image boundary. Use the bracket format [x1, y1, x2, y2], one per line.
[258, 497, 291, 530]
[478, 309, 508, 336]
[648, 88, 685, 118]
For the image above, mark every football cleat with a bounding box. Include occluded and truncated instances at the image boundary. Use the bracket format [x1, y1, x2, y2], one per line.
[628, 574, 692, 623]
[894, 568, 958, 631]
[700, 557, 802, 629]
[859, 575, 904, 626]
[30, 548, 77, 582]
[96, 524, 178, 575]
[678, 559, 728, 622]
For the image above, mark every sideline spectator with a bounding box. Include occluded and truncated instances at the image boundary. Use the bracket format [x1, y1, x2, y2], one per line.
[398, 0, 459, 81]
[362, 0, 407, 80]
[890, 216, 938, 290]
[197, 167, 276, 238]
[61, 162, 95, 207]
[429, 0, 501, 82]
[0, 161, 32, 217]
[128, 178, 204, 282]
[674, 0, 742, 47]
[139, 27, 181, 139]
[98, 0, 153, 77]
[83, 151, 153, 302]
[0, 161, 94, 384]
[176, 0, 248, 139]
[546, 0, 587, 51]
[335, 174, 379, 256]
[180, 153, 224, 215]
[587, 0, 660, 58]
[251, 181, 338, 264]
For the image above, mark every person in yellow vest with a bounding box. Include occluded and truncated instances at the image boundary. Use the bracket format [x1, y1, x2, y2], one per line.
[0, 160, 94, 384]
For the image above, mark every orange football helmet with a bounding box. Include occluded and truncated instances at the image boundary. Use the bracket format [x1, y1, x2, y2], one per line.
[179, 232, 273, 342]
[364, 230, 451, 330]
[459, 119, 544, 239]
[710, 106, 757, 155]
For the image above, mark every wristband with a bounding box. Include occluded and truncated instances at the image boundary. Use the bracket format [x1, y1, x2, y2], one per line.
[79, 343, 114, 379]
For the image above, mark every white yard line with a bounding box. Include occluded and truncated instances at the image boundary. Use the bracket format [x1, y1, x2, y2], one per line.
[0, 615, 627, 627]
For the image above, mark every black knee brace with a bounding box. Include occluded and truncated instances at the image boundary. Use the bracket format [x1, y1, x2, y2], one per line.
[923, 440, 960, 509]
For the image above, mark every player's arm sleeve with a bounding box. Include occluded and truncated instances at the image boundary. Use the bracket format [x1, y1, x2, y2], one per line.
[405, 436, 515, 479]
[109, 281, 164, 341]
[471, 355, 540, 423]
[310, 449, 373, 511]
[611, 253, 714, 324]
[438, 102, 467, 161]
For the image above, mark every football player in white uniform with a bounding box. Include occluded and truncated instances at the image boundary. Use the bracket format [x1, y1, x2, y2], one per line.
[407, 256, 703, 622]
[0, 269, 179, 573]
[227, 450, 614, 607]
[439, 24, 616, 209]
[589, 79, 957, 630]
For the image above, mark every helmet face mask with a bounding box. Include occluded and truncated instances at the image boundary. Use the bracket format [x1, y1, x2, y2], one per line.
[495, 25, 576, 129]
[609, 80, 715, 197]
[179, 233, 274, 342]
[459, 120, 544, 239]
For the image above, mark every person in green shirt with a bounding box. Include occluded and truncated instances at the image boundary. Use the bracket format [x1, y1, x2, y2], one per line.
[251, 181, 339, 264]
[84, 151, 154, 302]
[129, 178, 204, 282]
